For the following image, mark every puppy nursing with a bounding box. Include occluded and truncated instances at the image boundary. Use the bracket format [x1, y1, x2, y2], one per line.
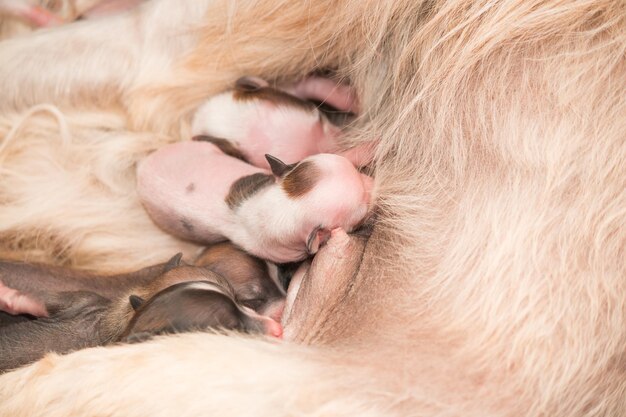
[192, 76, 347, 169]
[137, 75, 374, 263]
[195, 242, 285, 321]
[0, 74, 371, 373]
[0, 246, 284, 373]
[0, 1, 621, 415]
[137, 144, 372, 263]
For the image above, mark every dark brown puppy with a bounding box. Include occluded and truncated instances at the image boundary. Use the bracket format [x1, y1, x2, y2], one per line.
[0, 256, 282, 373]
[194, 242, 286, 321]
[120, 280, 280, 343]
[0, 255, 182, 317]
[1, 242, 287, 320]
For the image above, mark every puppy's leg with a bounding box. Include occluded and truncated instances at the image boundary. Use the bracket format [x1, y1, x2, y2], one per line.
[0, 281, 47, 317]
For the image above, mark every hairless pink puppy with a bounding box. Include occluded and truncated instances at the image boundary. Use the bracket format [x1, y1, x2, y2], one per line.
[192, 76, 375, 169]
[137, 141, 373, 264]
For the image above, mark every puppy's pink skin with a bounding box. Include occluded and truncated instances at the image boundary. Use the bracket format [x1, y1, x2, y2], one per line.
[137, 142, 373, 263]
[240, 306, 283, 338]
[192, 93, 340, 169]
[0, 281, 48, 317]
[192, 76, 376, 169]
[137, 141, 262, 243]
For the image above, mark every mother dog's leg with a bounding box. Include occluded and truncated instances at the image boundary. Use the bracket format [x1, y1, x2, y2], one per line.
[0, 333, 396, 417]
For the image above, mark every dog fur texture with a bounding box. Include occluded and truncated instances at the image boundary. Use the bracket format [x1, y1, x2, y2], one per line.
[0, 0, 624, 416]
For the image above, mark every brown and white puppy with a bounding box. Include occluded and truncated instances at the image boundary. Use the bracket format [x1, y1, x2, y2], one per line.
[137, 141, 373, 263]
[191, 76, 369, 170]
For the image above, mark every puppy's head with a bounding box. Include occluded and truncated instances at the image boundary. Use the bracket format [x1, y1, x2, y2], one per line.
[121, 280, 282, 343]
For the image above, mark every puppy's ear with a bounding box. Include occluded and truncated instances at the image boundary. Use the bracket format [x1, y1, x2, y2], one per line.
[235, 76, 269, 91]
[164, 253, 183, 272]
[306, 226, 331, 255]
[129, 295, 145, 311]
[265, 154, 296, 178]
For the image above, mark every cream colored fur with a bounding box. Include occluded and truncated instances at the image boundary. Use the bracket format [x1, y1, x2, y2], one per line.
[0, 0, 103, 40]
[0, 0, 624, 416]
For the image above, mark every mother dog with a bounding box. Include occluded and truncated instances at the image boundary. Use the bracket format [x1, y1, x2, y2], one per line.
[0, 1, 624, 416]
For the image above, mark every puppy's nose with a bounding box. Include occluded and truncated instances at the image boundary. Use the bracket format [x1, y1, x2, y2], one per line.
[265, 318, 283, 339]
[272, 304, 285, 323]
[264, 300, 285, 323]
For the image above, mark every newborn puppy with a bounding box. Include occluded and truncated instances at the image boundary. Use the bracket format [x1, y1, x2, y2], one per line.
[121, 276, 282, 342]
[194, 242, 286, 321]
[137, 141, 373, 263]
[191, 76, 373, 169]
[0, 260, 282, 373]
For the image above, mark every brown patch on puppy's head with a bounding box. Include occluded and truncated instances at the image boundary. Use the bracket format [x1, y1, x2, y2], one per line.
[233, 77, 316, 113]
[225, 173, 274, 209]
[281, 161, 320, 198]
[192, 135, 246, 162]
